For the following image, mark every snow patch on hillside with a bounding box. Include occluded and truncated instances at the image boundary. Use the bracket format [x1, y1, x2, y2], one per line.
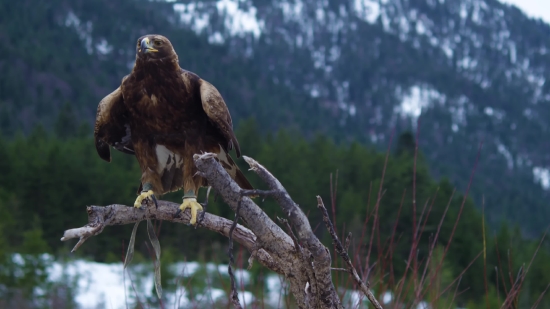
[353, 0, 382, 24]
[395, 85, 446, 120]
[173, 0, 263, 44]
[64, 11, 93, 54]
[161, 0, 550, 134]
[215, 0, 264, 38]
[497, 142, 514, 169]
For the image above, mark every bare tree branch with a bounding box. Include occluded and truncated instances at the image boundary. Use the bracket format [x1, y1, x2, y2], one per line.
[61, 153, 384, 309]
[241, 155, 343, 309]
[61, 201, 281, 273]
[194, 153, 342, 309]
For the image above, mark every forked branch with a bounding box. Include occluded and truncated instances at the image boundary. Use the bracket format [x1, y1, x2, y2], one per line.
[61, 153, 383, 309]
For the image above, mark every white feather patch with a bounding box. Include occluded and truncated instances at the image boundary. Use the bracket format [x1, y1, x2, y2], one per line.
[217, 144, 237, 177]
[150, 94, 158, 105]
[155, 145, 183, 174]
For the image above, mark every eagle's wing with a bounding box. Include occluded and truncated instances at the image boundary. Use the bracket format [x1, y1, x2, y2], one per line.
[196, 77, 241, 157]
[94, 82, 134, 162]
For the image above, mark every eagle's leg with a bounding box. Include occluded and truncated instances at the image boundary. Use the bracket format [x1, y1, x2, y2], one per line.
[178, 189, 203, 225]
[175, 160, 204, 224]
[134, 182, 158, 209]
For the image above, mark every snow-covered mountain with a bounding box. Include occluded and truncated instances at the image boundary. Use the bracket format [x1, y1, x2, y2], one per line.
[158, 0, 550, 235]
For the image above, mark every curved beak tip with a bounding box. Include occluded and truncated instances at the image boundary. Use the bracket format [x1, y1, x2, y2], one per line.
[140, 38, 158, 53]
[140, 38, 149, 52]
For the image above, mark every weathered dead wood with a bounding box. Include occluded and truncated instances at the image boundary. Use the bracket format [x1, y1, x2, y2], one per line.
[61, 153, 383, 309]
[240, 155, 342, 308]
[61, 201, 282, 273]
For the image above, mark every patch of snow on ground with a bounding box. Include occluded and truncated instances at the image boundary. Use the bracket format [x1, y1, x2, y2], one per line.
[382, 290, 393, 303]
[40, 256, 444, 308]
[533, 167, 550, 189]
[417, 300, 432, 309]
[46, 258, 261, 309]
[265, 273, 286, 306]
[49, 260, 138, 309]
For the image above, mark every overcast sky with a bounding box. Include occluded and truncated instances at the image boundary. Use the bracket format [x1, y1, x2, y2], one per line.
[501, 0, 550, 24]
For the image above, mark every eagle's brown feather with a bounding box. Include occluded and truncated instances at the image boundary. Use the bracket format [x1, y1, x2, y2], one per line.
[93, 34, 252, 199]
[94, 79, 134, 162]
[198, 79, 241, 157]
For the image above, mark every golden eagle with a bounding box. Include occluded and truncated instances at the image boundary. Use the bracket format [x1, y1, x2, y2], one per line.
[94, 34, 253, 224]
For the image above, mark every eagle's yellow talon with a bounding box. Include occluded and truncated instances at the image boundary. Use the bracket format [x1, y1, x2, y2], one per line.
[179, 198, 203, 225]
[134, 190, 155, 208]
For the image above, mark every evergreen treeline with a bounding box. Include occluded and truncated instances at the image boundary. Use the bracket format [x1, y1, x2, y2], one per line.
[2, 0, 550, 238]
[0, 119, 548, 306]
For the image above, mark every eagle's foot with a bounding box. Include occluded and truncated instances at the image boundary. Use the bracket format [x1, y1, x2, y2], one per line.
[175, 190, 203, 225]
[179, 198, 203, 225]
[134, 183, 158, 209]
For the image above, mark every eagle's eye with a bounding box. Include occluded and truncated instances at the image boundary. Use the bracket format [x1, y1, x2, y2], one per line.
[153, 40, 162, 47]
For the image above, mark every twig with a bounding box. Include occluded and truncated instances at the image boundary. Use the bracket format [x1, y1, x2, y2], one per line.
[277, 217, 301, 251]
[317, 196, 383, 309]
[437, 251, 482, 297]
[344, 232, 352, 253]
[531, 283, 550, 309]
[430, 141, 483, 295]
[241, 189, 281, 200]
[197, 186, 212, 227]
[447, 276, 462, 309]
[227, 194, 244, 309]
[502, 229, 547, 308]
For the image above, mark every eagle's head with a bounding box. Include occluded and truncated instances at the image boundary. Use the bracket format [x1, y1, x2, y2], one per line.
[136, 34, 177, 61]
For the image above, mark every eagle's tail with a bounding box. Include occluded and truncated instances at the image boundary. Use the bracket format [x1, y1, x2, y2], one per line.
[216, 146, 254, 190]
[234, 168, 254, 190]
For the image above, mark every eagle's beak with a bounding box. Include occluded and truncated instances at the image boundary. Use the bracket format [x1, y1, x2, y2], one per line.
[140, 38, 158, 53]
